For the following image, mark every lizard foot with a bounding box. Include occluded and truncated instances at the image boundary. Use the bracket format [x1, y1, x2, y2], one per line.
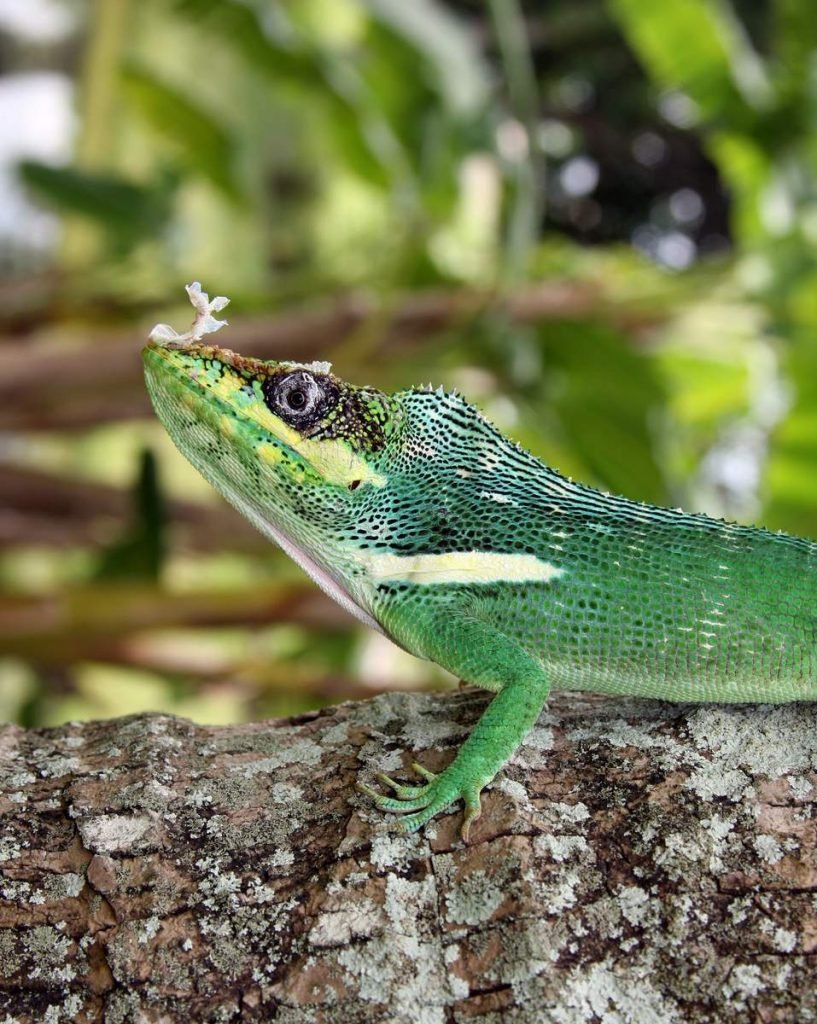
[357, 760, 484, 840]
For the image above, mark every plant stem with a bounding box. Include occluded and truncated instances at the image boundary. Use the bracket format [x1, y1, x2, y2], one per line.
[487, 0, 544, 284]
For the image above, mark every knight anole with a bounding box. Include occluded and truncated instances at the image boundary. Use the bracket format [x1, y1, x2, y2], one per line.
[144, 284, 817, 838]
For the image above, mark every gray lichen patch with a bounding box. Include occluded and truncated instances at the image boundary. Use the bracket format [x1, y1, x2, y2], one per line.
[687, 705, 817, 776]
[443, 868, 506, 926]
[461, 916, 564, 991]
[335, 917, 455, 1024]
[384, 873, 438, 935]
[308, 895, 383, 947]
[653, 811, 738, 877]
[0, 871, 84, 908]
[293, 860, 460, 1022]
[226, 738, 325, 778]
[438, 838, 531, 928]
[531, 955, 684, 1024]
[368, 831, 427, 871]
[400, 715, 468, 750]
[616, 886, 660, 929]
[753, 833, 785, 864]
[76, 811, 163, 854]
[685, 762, 752, 801]
[520, 723, 555, 752]
[0, 924, 77, 985]
[787, 774, 815, 801]
[568, 716, 671, 753]
[535, 833, 593, 865]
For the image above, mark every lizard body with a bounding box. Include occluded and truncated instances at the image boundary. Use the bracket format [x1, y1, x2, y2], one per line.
[143, 288, 817, 837]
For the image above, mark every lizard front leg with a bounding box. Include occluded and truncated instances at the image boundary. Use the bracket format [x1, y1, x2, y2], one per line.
[358, 607, 550, 839]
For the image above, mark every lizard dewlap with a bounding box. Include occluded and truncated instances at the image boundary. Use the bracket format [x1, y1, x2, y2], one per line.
[144, 283, 817, 839]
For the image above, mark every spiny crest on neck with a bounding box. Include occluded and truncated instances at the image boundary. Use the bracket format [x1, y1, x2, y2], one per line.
[405, 381, 513, 439]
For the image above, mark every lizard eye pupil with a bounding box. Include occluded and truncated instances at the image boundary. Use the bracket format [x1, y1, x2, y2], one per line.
[286, 388, 307, 411]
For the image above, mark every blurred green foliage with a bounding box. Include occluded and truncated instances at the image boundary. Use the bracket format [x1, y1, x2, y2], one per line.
[1, 0, 816, 726]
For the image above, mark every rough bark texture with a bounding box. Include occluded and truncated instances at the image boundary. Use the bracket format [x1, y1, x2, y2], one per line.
[1, 690, 816, 1023]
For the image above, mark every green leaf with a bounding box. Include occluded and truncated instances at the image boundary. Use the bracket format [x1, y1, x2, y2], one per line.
[121, 64, 242, 201]
[359, 0, 491, 117]
[608, 0, 770, 118]
[18, 161, 176, 250]
[173, 0, 319, 87]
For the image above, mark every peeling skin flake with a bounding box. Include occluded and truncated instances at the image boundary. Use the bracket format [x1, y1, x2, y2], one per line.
[280, 359, 334, 376]
[149, 281, 230, 347]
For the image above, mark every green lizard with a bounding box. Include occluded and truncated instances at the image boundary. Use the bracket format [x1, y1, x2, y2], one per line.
[144, 283, 817, 838]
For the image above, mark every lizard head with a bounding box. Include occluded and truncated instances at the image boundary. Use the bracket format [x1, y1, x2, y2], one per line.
[142, 339, 401, 626]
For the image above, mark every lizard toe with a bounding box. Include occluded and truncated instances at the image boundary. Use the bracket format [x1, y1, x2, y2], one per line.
[410, 762, 439, 783]
[357, 779, 435, 814]
[375, 771, 429, 799]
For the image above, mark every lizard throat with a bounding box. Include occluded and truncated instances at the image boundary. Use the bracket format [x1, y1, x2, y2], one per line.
[215, 477, 383, 634]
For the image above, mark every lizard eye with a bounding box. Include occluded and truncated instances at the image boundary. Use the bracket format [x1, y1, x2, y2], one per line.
[263, 370, 334, 427]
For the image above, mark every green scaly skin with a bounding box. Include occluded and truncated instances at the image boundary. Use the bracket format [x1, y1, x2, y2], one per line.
[143, 338, 817, 839]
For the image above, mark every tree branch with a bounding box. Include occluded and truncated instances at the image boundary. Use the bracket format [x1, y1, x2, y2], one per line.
[0, 691, 815, 1021]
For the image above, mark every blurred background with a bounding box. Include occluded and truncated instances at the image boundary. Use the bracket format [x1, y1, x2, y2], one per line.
[2, 0, 816, 728]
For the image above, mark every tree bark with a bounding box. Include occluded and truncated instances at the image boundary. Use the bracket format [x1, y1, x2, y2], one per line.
[1, 690, 815, 1022]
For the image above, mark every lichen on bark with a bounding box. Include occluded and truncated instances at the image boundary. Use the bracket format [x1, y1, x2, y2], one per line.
[0, 690, 816, 1022]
